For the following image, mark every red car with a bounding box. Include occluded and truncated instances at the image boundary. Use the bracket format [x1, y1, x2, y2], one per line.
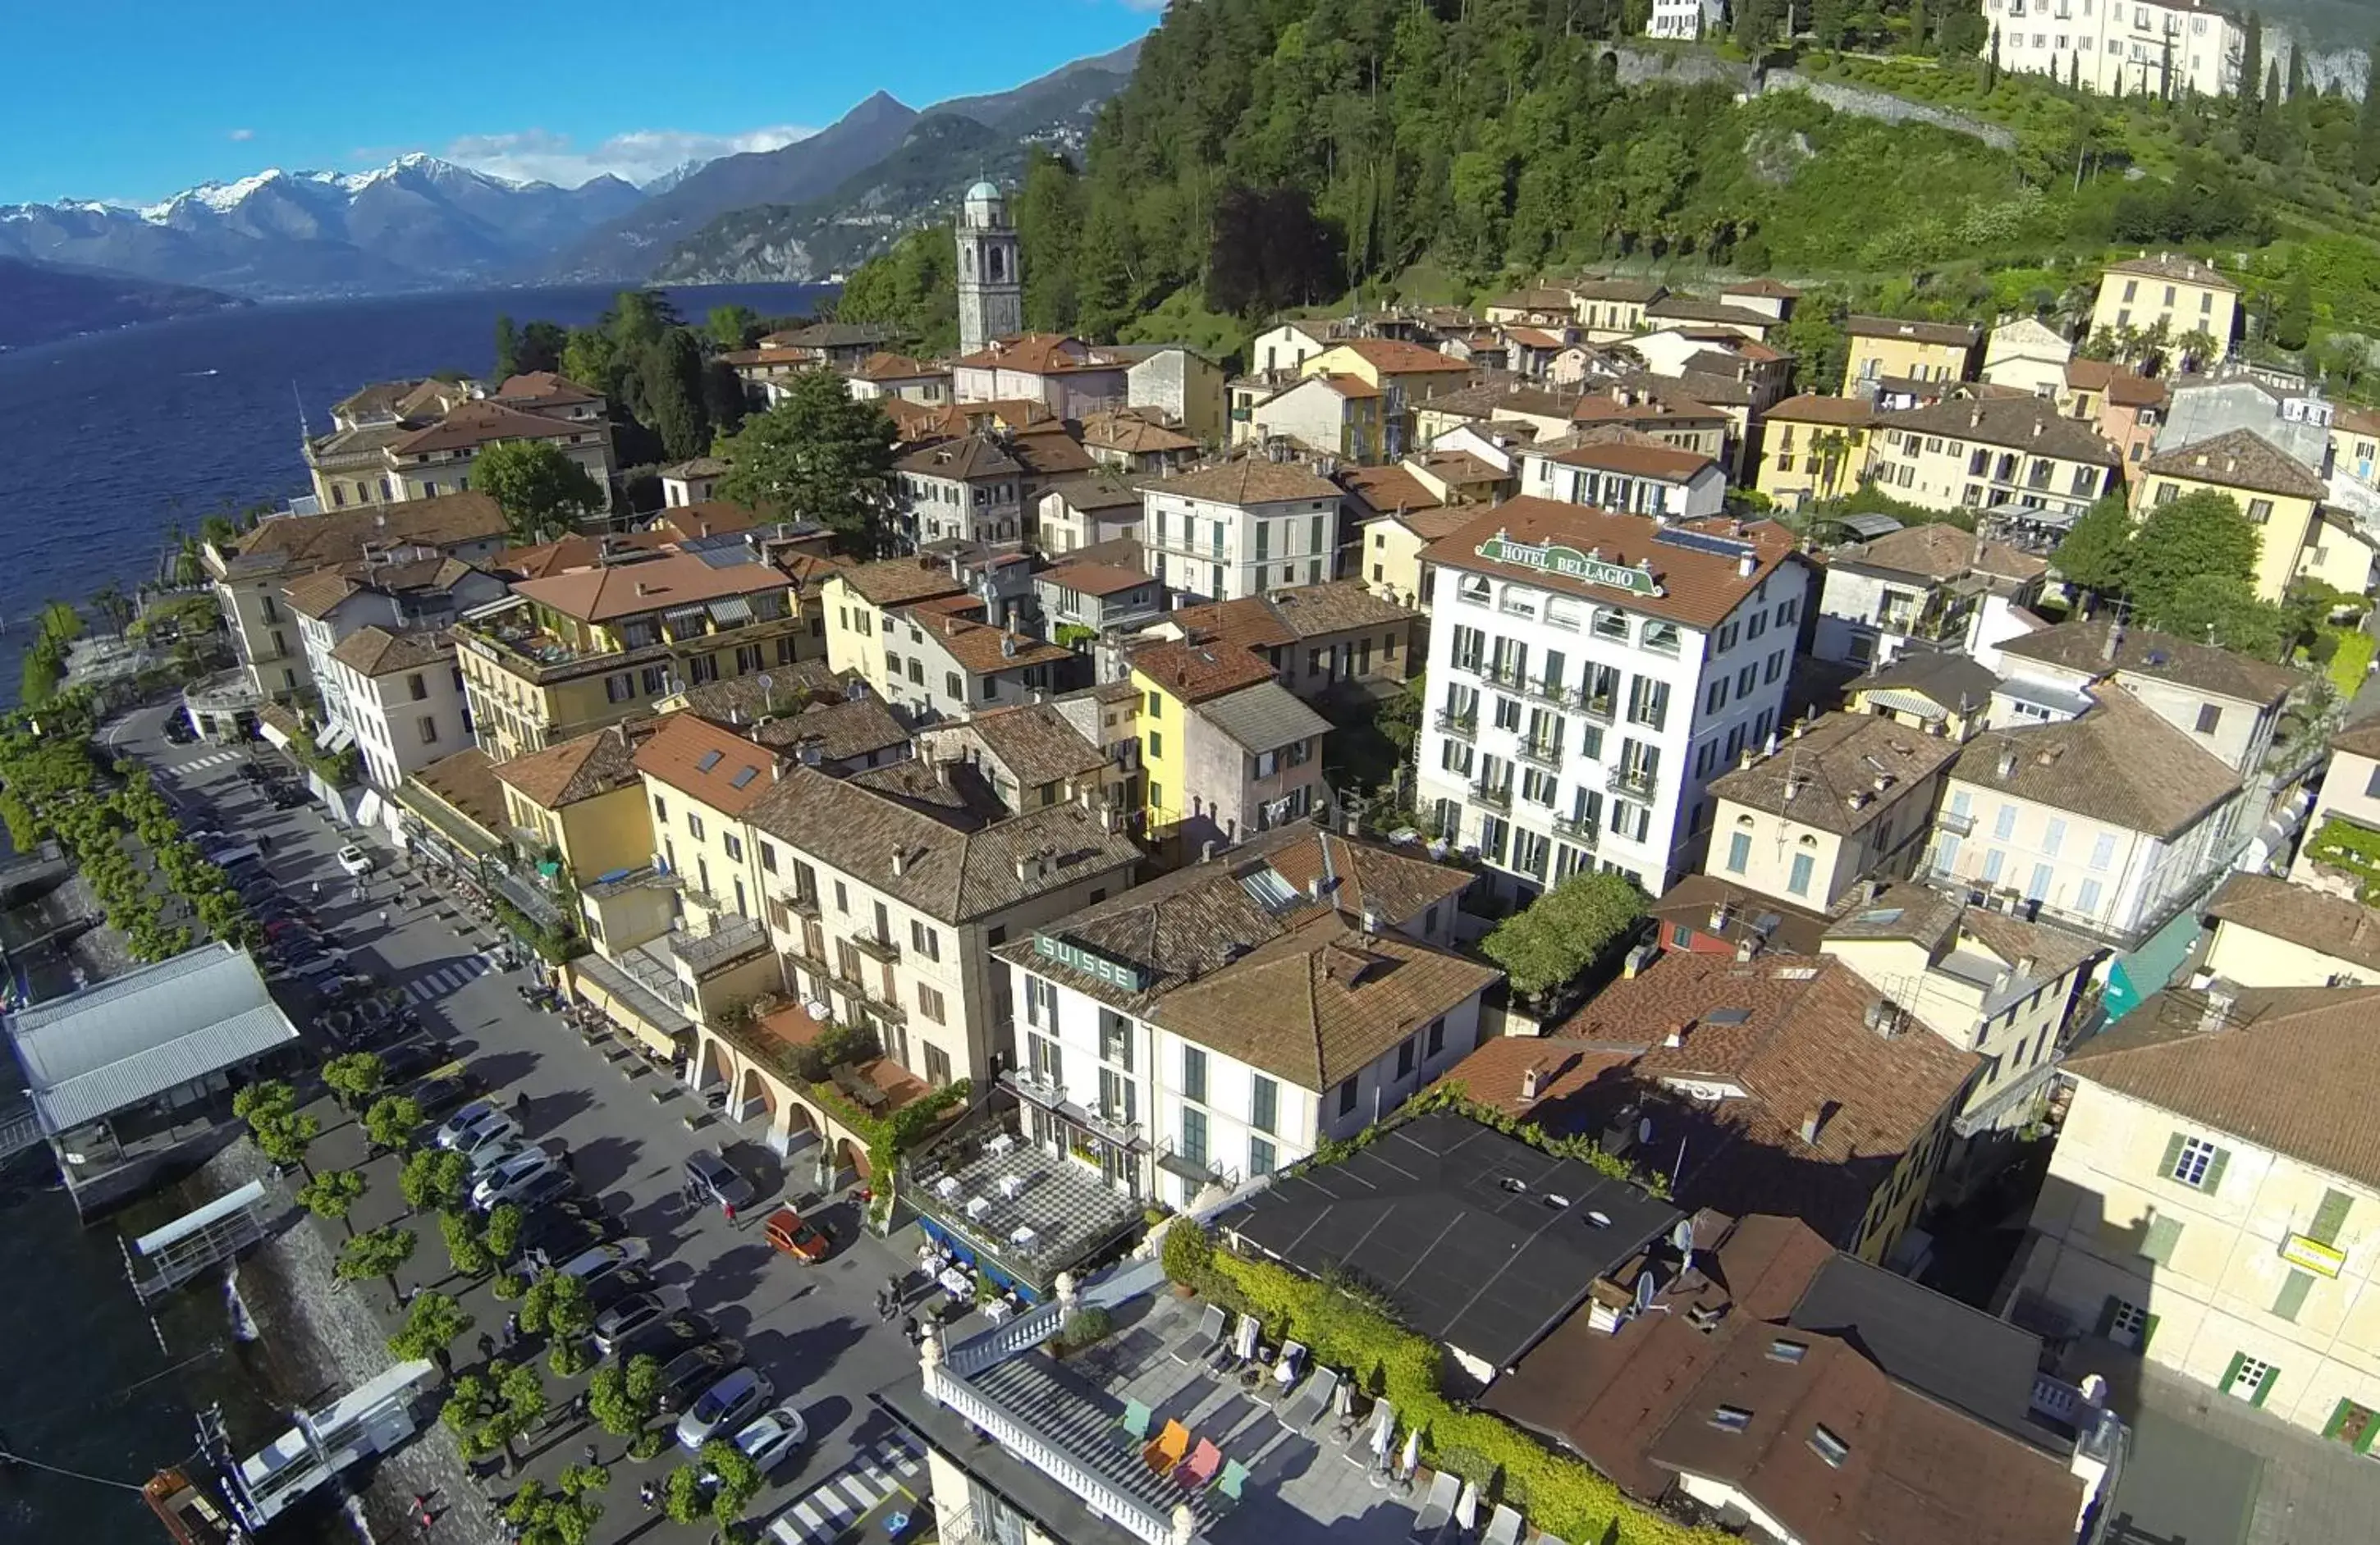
[762, 1208, 833, 1264]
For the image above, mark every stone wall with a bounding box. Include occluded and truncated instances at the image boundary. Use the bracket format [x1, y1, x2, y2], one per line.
[1599, 44, 2016, 153]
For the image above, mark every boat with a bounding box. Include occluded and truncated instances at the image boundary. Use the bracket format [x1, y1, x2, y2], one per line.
[144, 1467, 248, 1545]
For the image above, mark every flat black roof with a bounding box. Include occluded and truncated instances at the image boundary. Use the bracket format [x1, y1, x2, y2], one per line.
[1216, 1111, 1677, 1373]
[1787, 1253, 2054, 1447]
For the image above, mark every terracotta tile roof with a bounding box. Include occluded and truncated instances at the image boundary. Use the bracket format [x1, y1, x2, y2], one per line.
[895, 432, 1022, 481]
[2204, 872, 2380, 974]
[953, 703, 1110, 787]
[494, 371, 601, 406]
[1163, 596, 1298, 652]
[1504, 327, 1571, 350]
[495, 530, 669, 579]
[1877, 397, 2119, 466]
[1302, 370, 1382, 400]
[1947, 684, 2238, 839]
[1824, 883, 2101, 988]
[510, 550, 791, 623]
[648, 501, 761, 543]
[1266, 580, 1420, 638]
[333, 379, 426, 419]
[1569, 386, 1727, 427]
[1006, 424, 1096, 478]
[491, 720, 653, 809]
[920, 611, 1072, 675]
[281, 570, 363, 619]
[1421, 497, 1803, 632]
[1151, 914, 1498, 1088]
[2103, 253, 2239, 291]
[1644, 296, 1778, 329]
[1324, 338, 1471, 375]
[1841, 523, 2049, 585]
[1339, 464, 1444, 519]
[1133, 639, 1278, 703]
[1144, 458, 1342, 506]
[1725, 277, 1802, 299]
[826, 556, 968, 608]
[405, 747, 508, 835]
[328, 624, 453, 678]
[1569, 277, 1667, 304]
[660, 455, 730, 479]
[630, 712, 782, 816]
[1539, 437, 1716, 480]
[740, 693, 908, 761]
[2332, 718, 2380, 759]
[720, 346, 814, 369]
[853, 351, 943, 382]
[950, 332, 1118, 375]
[2066, 985, 2380, 1190]
[744, 766, 1141, 921]
[227, 492, 507, 572]
[1997, 619, 2299, 704]
[1081, 411, 1197, 455]
[1486, 286, 1580, 312]
[1039, 560, 1155, 598]
[1764, 394, 1879, 429]
[1041, 473, 1150, 515]
[390, 399, 585, 455]
[1649, 875, 1832, 958]
[763, 322, 898, 351]
[1709, 712, 1958, 836]
[2062, 359, 2168, 409]
[2142, 427, 2328, 500]
[1844, 314, 1981, 347]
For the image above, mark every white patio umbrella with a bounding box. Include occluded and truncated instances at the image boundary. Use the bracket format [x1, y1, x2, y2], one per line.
[1454, 1479, 1479, 1531]
[1333, 1378, 1354, 1421]
[1398, 1424, 1421, 1480]
[1233, 1313, 1260, 1364]
[1370, 1400, 1396, 1462]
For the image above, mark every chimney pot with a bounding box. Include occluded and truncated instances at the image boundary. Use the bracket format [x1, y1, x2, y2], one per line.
[1521, 1063, 1545, 1102]
[891, 845, 907, 876]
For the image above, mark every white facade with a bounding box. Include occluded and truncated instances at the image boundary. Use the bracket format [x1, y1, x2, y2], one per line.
[1247, 323, 1336, 377]
[1517, 447, 1728, 519]
[1646, 0, 1720, 40]
[326, 650, 471, 791]
[955, 181, 1023, 359]
[1413, 522, 1812, 898]
[1982, 0, 2242, 99]
[1140, 487, 1340, 602]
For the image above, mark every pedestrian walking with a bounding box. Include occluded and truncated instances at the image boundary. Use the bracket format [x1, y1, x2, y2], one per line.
[722, 1199, 738, 1226]
[638, 1480, 658, 1511]
[378, 910, 389, 930]
[310, 881, 322, 901]
[582, 1441, 599, 1470]
[514, 1091, 531, 1122]
[501, 1311, 519, 1348]
[476, 1332, 496, 1363]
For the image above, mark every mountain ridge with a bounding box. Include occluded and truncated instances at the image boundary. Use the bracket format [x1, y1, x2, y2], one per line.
[0, 257, 246, 350]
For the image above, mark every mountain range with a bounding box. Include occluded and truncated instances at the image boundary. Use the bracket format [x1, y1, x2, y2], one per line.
[0, 153, 646, 297]
[0, 257, 245, 350]
[648, 39, 1142, 285]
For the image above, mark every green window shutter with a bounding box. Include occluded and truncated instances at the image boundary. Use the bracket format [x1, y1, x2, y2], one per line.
[2220, 1351, 2246, 1394]
[2159, 1131, 2188, 1180]
[2309, 1188, 2354, 1246]
[2140, 1313, 2160, 1354]
[2094, 1296, 2119, 1337]
[2324, 1399, 2354, 1441]
[2252, 1366, 2279, 1408]
[2202, 1146, 2231, 1194]
[2273, 1269, 2314, 1323]
[2359, 1411, 2380, 1456]
[2142, 1214, 2183, 1265]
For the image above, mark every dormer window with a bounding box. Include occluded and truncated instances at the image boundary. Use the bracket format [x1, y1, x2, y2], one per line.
[1709, 1406, 1753, 1433]
[1809, 1425, 1849, 1467]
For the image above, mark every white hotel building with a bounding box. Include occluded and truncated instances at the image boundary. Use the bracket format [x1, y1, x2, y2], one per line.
[1982, 0, 2242, 100]
[1413, 498, 1815, 898]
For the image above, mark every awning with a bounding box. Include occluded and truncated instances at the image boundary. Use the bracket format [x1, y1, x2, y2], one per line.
[707, 596, 754, 625]
[318, 722, 357, 754]
[355, 790, 384, 828]
[1863, 688, 1947, 721]
[570, 952, 691, 1057]
[1836, 513, 1904, 539]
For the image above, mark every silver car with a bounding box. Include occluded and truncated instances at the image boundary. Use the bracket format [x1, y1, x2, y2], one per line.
[675, 1366, 773, 1451]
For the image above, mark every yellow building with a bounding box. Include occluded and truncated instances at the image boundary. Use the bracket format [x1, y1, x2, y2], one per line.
[455, 548, 817, 760]
[2136, 428, 2329, 602]
[2008, 985, 2380, 1447]
[1841, 315, 1981, 395]
[2089, 254, 2240, 354]
[1754, 395, 1879, 510]
[1702, 712, 1960, 913]
[1130, 638, 1330, 866]
[488, 721, 657, 887]
[632, 712, 786, 932]
[1568, 277, 1667, 342]
[1298, 338, 1472, 446]
[819, 558, 971, 692]
[1865, 396, 2120, 521]
[2200, 872, 2380, 989]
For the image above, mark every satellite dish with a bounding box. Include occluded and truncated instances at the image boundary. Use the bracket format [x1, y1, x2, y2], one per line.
[757, 672, 775, 699]
[1638, 1117, 1655, 1145]
[1670, 1218, 1696, 1254]
[1632, 1271, 1659, 1314]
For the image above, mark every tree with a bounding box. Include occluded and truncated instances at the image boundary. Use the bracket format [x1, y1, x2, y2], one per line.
[503, 1465, 608, 1545]
[494, 314, 523, 382]
[521, 1269, 597, 1376]
[2129, 490, 2261, 625]
[715, 370, 897, 552]
[400, 1147, 470, 1213]
[1017, 151, 1084, 332]
[469, 439, 609, 543]
[321, 1051, 384, 1112]
[1205, 185, 1341, 319]
[2239, 11, 2263, 116]
[2272, 269, 2314, 352]
[236, 1081, 320, 1176]
[296, 1168, 367, 1225]
[492, 1360, 552, 1474]
[1480, 872, 1646, 999]
[441, 1208, 494, 1279]
[707, 304, 761, 351]
[587, 1353, 665, 1442]
[336, 1225, 417, 1306]
[2051, 493, 2135, 598]
[638, 329, 710, 463]
[702, 1438, 764, 1536]
[483, 1201, 525, 1272]
[661, 1464, 711, 1526]
[389, 1289, 474, 1379]
[2359, 33, 2380, 183]
[442, 1370, 503, 1463]
[2160, 573, 2289, 656]
[518, 320, 567, 376]
[1376, 674, 1424, 756]
[364, 1093, 423, 1156]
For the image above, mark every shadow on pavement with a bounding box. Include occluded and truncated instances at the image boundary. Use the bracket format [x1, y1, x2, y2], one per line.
[569, 1134, 640, 1194]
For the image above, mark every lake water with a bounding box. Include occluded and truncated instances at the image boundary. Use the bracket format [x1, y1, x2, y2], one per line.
[0, 281, 834, 702]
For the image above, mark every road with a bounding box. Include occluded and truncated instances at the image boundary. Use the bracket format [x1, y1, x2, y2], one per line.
[114, 703, 932, 1543]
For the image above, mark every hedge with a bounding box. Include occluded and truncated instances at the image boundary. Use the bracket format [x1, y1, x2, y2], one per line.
[1167, 1222, 1722, 1545]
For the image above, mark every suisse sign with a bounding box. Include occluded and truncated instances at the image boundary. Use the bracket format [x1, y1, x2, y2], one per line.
[1034, 932, 1151, 994]
[1476, 533, 1664, 598]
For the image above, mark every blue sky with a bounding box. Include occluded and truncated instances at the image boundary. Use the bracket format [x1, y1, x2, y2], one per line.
[1, 1, 1158, 204]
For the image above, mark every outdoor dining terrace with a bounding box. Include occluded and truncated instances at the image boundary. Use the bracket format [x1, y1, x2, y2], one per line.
[905, 1113, 1147, 1300]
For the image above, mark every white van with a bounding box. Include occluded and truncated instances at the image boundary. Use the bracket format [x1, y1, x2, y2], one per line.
[207, 843, 263, 871]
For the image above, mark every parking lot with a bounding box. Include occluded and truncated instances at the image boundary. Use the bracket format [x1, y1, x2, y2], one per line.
[116, 705, 938, 1542]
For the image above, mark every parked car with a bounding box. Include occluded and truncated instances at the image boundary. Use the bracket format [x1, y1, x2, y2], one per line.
[675, 1366, 774, 1450]
[762, 1208, 833, 1264]
[375, 1040, 441, 1085]
[162, 711, 197, 744]
[336, 845, 373, 878]
[683, 1150, 757, 1214]
[268, 784, 309, 809]
[655, 1345, 739, 1414]
[554, 1239, 652, 1289]
[719, 1404, 809, 1478]
[433, 1101, 515, 1151]
[591, 1290, 693, 1359]
[410, 1074, 480, 1123]
[233, 876, 278, 905]
[502, 1168, 578, 1213]
[609, 1311, 729, 1367]
[461, 1133, 534, 1177]
[470, 1150, 561, 1211]
[519, 1214, 612, 1274]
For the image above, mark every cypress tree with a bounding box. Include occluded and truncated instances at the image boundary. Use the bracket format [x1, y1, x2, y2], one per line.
[2240, 12, 2263, 113]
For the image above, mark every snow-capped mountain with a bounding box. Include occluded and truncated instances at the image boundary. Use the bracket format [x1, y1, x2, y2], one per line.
[0, 153, 647, 298]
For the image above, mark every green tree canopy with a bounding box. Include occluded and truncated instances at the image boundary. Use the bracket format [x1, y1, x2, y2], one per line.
[440, 1207, 494, 1279]
[2128, 489, 2262, 626]
[297, 1168, 367, 1223]
[1480, 872, 1647, 999]
[2050, 492, 2135, 597]
[707, 304, 761, 350]
[587, 1353, 665, 1438]
[364, 1093, 423, 1155]
[389, 1289, 474, 1378]
[400, 1147, 470, 1213]
[469, 439, 609, 543]
[336, 1225, 417, 1303]
[715, 370, 897, 552]
[322, 1051, 384, 1111]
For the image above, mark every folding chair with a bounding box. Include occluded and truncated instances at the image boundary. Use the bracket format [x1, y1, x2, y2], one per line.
[1171, 1302, 1227, 1364]
[1410, 1470, 1459, 1542]
[1177, 1438, 1224, 1488]
[1141, 1418, 1190, 1475]
[1482, 1504, 1522, 1545]
[1113, 1398, 1153, 1450]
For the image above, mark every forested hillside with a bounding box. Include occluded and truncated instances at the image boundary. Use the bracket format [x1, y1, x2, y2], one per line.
[840, 0, 2380, 378]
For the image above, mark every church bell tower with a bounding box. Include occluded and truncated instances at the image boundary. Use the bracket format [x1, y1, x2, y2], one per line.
[956, 180, 1023, 355]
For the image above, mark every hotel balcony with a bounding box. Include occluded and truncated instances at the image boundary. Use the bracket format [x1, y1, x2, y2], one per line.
[1936, 811, 1975, 836]
[1514, 739, 1563, 770]
[1431, 708, 1477, 737]
[673, 916, 771, 977]
[846, 929, 902, 966]
[1469, 779, 1514, 812]
[1552, 812, 1600, 843]
[1605, 764, 1658, 800]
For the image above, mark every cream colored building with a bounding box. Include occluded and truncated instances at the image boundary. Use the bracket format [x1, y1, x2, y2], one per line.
[1980, 317, 2076, 399]
[1982, 0, 2244, 100]
[2089, 254, 2242, 353]
[2136, 428, 2330, 603]
[2200, 871, 2380, 989]
[1842, 316, 1980, 395]
[1704, 711, 1959, 913]
[1569, 277, 1667, 341]
[2009, 985, 2380, 1450]
[2292, 720, 2380, 897]
[1865, 396, 2119, 522]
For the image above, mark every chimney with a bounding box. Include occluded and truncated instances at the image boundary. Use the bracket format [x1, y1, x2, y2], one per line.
[1734, 935, 1759, 962]
[1521, 1062, 1549, 1102]
[935, 757, 952, 788]
[1996, 746, 2018, 780]
[891, 846, 908, 877]
[1623, 941, 1657, 978]
[1014, 853, 1032, 882]
[1663, 1026, 1685, 1050]
[1306, 875, 1322, 902]
[636, 582, 652, 597]
[2198, 985, 2237, 1032]
[1001, 633, 1018, 659]
[1865, 999, 1902, 1038]
[1200, 839, 1217, 863]
[2016, 953, 2038, 980]
[1709, 899, 1732, 933]
[1360, 907, 1382, 936]
[1737, 551, 1755, 579]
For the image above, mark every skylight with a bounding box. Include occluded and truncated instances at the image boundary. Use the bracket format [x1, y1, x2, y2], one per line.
[1767, 1338, 1807, 1364]
[1705, 1008, 1751, 1026]
[1856, 907, 1903, 925]
[730, 766, 759, 789]
[1809, 1425, 1849, 1467]
[1710, 1406, 1752, 1433]
[695, 749, 724, 772]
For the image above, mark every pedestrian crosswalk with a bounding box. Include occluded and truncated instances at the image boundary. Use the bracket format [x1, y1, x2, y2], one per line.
[765, 1436, 925, 1545]
[166, 749, 246, 777]
[400, 953, 499, 1004]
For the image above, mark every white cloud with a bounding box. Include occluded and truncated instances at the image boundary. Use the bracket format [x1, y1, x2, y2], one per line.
[441, 125, 816, 188]
[227, 127, 255, 142]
